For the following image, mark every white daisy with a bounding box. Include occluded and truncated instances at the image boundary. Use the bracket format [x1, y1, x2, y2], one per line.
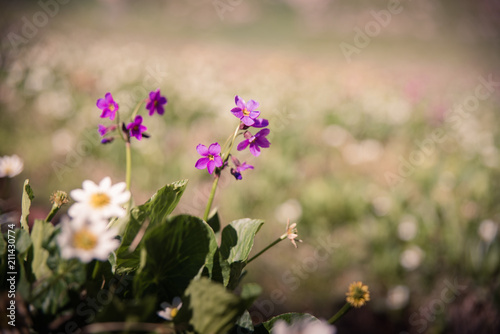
[157, 297, 183, 321]
[0, 155, 23, 178]
[272, 319, 336, 334]
[69, 177, 130, 220]
[57, 215, 120, 263]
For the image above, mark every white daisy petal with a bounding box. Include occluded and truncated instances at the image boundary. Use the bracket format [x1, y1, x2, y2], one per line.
[99, 176, 112, 189]
[70, 189, 87, 202]
[69, 177, 131, 220]
[110, 181, 127, 194]
[57, 215, 119, 263]
[82, 180, 99, 192]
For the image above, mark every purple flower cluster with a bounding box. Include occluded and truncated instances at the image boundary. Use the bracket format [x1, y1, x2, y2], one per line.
[97, 89, 168, 143]
[195, 95, 270, 179]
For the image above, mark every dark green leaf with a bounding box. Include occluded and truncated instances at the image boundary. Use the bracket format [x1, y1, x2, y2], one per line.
[219, 218, 264, 288]
[207, 209, 221, 234]
[254, 313, 319, 333]
[133, 214, 217, 300]
[183, 278, 250, 334]
[115, 180, 188, 274]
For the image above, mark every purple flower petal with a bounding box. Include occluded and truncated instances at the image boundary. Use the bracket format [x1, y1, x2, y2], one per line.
[241, 116, 255, 127]
[196, 144, 209, 156]
[235, 95, 246, 109]
[207, 160, 216, 174]
[246, 99, 259, 111]
[255, 136, 271, 148]
[249, 144, 261, 157]
[237, 139, 250, 151]
[208, 143, 221, 155]
[97, 98, 107, 109]
[252, 118, 269, 128]
[257, 128, 270, 137]
[195, 157, 209, 170]
[248, 110, 260, 119]
[98, 125, 107, 136]
[214, 155, 223, 167]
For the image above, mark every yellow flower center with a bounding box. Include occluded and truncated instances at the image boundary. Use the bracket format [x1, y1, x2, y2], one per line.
[242, 108, 250, 116]
[73, 228, 98, 250]
[208, 154, 214, 161]
[170, 308, 178, 318]
[109, 104, 115, 111]
[90, 192, 111, 208]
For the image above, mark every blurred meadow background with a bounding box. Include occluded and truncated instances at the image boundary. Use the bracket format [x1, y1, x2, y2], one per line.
[1, 0, 500, 333]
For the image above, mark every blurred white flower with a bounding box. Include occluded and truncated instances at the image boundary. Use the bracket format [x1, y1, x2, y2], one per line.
[342, 140, 383, 165]
[322, 125, 350, 147]
[57, 215, 119, 263]
[0, 155, 24, 178]
[272, 319, 336, 334]
[478, 220, 498, 244]
[397, 216, 418, 241]
[372, 196, 392, 217]
[69, 177, 130, 221]
[400, 246, 424, 271]
[157, 297, 183, 321]
[386, 285, 410, 310]
[275, 199, 303, 223]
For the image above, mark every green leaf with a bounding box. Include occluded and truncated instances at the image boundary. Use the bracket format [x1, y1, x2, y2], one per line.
[253, 313, 319, 333]
[139, 179, 188, 227]
[220, 219, 264, 264]
[133, 214, 218, 300]
[0, 231, 6, 257]
[15, 228, 32, 255]
[183, 278, 255, 334]
[230, 310, 254, 334]
[219, 218, 264, 288]
[30, 219, 55, 280]
[20, 179, 34, 231]
[115, 180, 188, 274]
[30, 259, 86, 315]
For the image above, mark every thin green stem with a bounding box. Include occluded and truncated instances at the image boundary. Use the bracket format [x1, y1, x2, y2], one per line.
[125, 142, 132, 191]
[328, 303, 352, 324]
[45, 203, 59, 222]
[246, 237, 284, 264]
[202, 123, 241, 222]
[130, 100, 145, 120]
[223, 123, 242, 163]
[203, 175, 220, 222]
[92, 261, 101, 280]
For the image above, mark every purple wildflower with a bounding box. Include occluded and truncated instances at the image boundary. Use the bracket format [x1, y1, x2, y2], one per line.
[101, 137, 114, 144]
[251, 118, 269, 128]
[231, 95, 260, 126]
[230, 156, 254, 180]
[237, 129, 271, 157]
[126, 115, 148, 141]
[97, 92, 119, 120]
[98, 124, 116, 136]
[146, 89, 168, 116]
[195, 143, 223, 174]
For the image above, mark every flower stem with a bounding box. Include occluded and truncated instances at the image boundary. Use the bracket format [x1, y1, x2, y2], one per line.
[125, 141, 132, 191]
[224, 123, 241, 163]
[45, 203, 59, 222]
[203, 175, 220, 222]
[328, 303, 352, 324]
[246, 236, 284, 264]
[130, 100, 145, 120]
